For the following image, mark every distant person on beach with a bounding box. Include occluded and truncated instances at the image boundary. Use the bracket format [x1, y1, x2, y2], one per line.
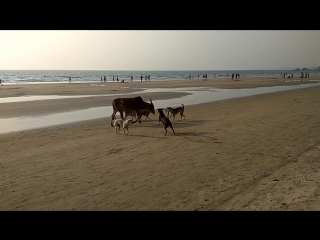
[69, 76, 71, 83]
[140, 75, 143, 82]
[0, 78, 2, 86]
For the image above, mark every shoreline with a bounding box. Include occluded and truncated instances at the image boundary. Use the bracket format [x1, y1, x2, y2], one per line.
[0, 75, 319, 98]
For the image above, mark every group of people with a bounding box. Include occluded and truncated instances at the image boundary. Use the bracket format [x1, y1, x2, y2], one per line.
[99, 75, 135, 83]
[231, 73, 240, 80]
[99, 75, 150, 83]
[281, 72, 310, 79]
[281, 73, 294, 79]
[100, 75, 107, 82]
[300, 72, 310, 78]
[140, 75, 151, 82]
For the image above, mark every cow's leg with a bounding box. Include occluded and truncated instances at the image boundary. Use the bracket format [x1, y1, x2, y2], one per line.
[119, 111, 125, 120]
[137, 112, 143, 123]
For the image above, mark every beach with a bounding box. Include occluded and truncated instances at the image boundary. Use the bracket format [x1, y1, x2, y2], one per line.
[1, 76, 320, 210]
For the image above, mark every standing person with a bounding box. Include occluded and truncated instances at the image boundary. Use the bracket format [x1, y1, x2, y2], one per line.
[0, 78, 2, 86]
[140, 75, 143, 82]
[113, 76, 114, 82]
[69, 76, 71, 83]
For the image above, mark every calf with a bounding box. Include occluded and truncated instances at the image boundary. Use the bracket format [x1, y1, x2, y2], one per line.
[124, 110, 151, 121]
[124, 110, 137, 121]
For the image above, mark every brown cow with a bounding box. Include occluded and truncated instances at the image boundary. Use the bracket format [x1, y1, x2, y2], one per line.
[111, 96, 155, 126]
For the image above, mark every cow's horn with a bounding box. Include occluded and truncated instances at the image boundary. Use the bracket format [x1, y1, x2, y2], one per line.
[150, 98, 152, 103]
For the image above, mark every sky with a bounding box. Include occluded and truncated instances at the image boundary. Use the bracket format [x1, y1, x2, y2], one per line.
[0, 30, 319, 71]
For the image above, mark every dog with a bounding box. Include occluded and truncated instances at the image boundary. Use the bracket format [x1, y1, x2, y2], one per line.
[113, 119, 133, 135]
[167, 104, 185, 122]
[157, 108, 175, 136]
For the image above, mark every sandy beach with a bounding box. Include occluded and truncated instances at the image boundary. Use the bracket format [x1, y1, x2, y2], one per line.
[1, 76, 320, 210]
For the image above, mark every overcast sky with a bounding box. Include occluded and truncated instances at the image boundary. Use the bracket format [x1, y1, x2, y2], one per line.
[0, 30, 319, 71]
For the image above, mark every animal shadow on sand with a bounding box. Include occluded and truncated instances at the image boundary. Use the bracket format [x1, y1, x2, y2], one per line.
[132, 119, 207, 129]
[130, 119, 213, 137]
[166, 119, 207, 129]
[126, 134, 168, 139]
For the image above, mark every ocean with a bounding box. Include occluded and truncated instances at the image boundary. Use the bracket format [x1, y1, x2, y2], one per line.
[0, 69, 319, 85]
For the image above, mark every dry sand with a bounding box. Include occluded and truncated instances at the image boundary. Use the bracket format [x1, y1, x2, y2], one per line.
[0, 76, 320, 210]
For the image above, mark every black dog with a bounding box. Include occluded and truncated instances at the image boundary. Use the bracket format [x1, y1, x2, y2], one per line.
[157, 108, 175, 136]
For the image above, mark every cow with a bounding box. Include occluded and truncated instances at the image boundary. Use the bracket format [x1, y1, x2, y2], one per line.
[111, 96, 155, 126]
